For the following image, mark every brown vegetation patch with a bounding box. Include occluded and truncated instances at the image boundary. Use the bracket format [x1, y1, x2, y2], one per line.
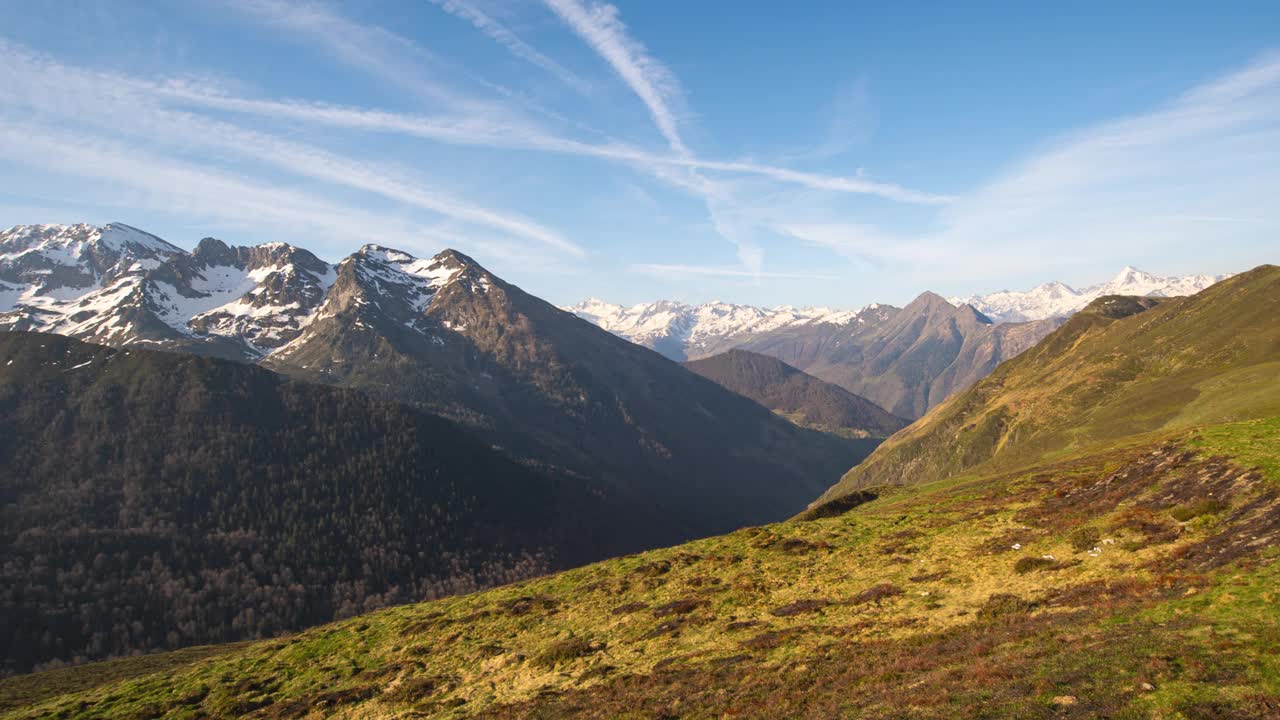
[909, 571, 948, 582]
[1111, 507, 1182, 545]
[531, 636, 603, 669]
[1019, 444, 1195, 530]
[256, 685, 378, 719]
[976, 594, 1037, 623]
[770, 599, 830, 617]
[651, 599, 704, 617]
[632, 560, 672, 577]
[1169, 490, 1280, 570]
[610, 602, 649, 616]
[739, 628, 803, 651]
[852, 583, 904, 605]
[1043, 578, 1156, 609]
[643, 618, 698, 640]
[708, 654, 753, 670]
[505, 595, 559, 616]
[979, 530, 1037, 555]
[1013, 556, 1060, 574]
[795, 488, 879, 521]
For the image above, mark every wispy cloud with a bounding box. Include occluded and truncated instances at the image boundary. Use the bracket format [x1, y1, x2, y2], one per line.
[775, 52, 1280, 285]
[157, 84, 952, 204]
[229, 0, 479, 110]
[428, 0, 591, 94]
[0, 41, 583, 257]
[538, 0, 953, 282]
[542, 0, 772, 275]
[198, 6, 952, 207]
[0, 117, 453, 255]
[928, 51, 1280, 278]
[543, 0, 688, 157]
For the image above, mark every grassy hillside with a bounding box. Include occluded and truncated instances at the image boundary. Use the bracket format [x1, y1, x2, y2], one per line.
[816, 265, 1280, 507]
[3, 414, 1277, 718]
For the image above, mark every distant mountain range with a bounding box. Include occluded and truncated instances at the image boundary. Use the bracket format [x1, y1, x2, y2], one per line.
[566, 267, 1229, 356]
[566, 298, 889, 361]
[566, 266, 1231, 418]
[948, 266, 1232, 322]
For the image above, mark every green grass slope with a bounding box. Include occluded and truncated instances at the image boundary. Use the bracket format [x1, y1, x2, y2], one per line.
[815, 264, 1280, 508]
[3, 415, 1278, 719]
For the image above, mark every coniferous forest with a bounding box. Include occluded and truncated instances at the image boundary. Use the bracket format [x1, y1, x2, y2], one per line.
[0, 333, 626, 675]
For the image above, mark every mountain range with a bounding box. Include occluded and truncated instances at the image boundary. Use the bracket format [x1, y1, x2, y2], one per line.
[567, 267, 1229, 355]
[11, 264, 1275, 719]
[0, 224, 880, 673]
[948, 265, 1232, 322]
[571, 295, 1066, 419]
[565, 266, 1227, 419]
[3, 225, 1229, 425]
[0, 224, 872, 533]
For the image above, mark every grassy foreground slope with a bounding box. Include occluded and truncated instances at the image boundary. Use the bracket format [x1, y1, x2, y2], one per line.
[3, 416, 1278, 719]
[815, 265, 1280, 507]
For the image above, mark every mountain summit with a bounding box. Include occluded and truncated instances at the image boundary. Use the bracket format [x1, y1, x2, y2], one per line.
[0, 223, 335, 358]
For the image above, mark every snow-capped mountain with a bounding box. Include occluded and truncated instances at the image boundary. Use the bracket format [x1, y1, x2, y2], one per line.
[0, 223, 373, 359]
[563, 298, 891, 361]
[569, 267, 1232, 358]
[0, 223, 546, 367]
[948, 266, 1232, 323]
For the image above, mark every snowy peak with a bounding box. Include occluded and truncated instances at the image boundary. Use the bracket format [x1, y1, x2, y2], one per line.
[288, 244, 486, 352]
[0, 223, 343, 358]
[951, 266, 1232, 323]
[0, 222, 183, 302]
[562, 298, 895, 361]
[347, 245, 470, 310]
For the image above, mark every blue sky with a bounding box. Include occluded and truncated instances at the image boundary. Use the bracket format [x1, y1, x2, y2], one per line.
[0, 0, 1277, 307]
